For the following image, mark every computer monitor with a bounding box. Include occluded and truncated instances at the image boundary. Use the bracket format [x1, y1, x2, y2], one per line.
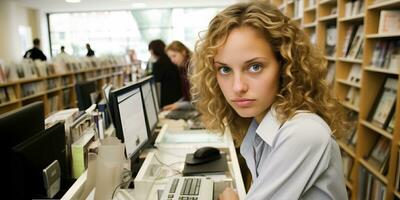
[109, 82, 149, 161]
[0, 101, 44, 150]
[75, 80, 97, 111]
[9, 122, 67, 199]
[150, 78, 160, 113]
[139, 76, 159, 137]
[101, 83, 114, 128]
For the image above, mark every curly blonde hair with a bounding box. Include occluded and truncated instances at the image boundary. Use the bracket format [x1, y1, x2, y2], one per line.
[190, 0, 346, 142]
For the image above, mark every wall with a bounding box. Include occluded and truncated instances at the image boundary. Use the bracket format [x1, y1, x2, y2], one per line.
[0, 0, 42, 63]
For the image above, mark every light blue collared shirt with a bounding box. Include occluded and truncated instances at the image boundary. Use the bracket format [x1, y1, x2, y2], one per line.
[240, 109, 347, 200]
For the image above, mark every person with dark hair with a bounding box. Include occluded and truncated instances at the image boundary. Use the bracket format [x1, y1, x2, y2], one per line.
[86, 43, 95, 57]
[148, 39, 182, 108]
[23, 38, 47, 61]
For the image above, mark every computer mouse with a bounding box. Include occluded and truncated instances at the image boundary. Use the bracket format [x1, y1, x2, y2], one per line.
[185, 146, 221, 165]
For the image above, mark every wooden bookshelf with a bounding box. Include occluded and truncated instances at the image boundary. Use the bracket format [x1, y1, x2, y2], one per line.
[0, 63, 131, 117]
[270, 0, 400, 199]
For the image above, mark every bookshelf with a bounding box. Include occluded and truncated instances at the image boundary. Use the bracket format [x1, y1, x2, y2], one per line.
[0, 61, 131, 117]
[270, 0, 400, 199]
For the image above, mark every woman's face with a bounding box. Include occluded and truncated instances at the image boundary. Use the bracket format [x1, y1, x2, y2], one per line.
[167, 50, 186, 67]
[214, 26, 280, 123]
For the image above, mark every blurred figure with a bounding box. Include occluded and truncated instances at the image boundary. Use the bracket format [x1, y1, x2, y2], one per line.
[86, 43, 95, 57]
[57, 46, 69, 56]
[148, 39, 182, 108]
[23, 38, 47, 61]
[164, 41, 192, 111]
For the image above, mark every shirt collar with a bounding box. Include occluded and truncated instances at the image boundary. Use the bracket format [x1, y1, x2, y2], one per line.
[256, 108, 282, 147]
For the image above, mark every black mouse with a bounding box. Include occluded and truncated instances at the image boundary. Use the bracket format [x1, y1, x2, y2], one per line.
[185, 147, 221, 165]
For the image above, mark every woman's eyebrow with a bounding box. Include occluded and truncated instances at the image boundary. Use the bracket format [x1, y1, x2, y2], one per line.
[243, 57, 266, 64]
[213, 61, 227, 66]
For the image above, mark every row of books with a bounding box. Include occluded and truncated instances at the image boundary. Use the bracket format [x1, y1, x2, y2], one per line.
[342, 24, 364, 60]
[341, 111, 358, 148]
[370, 40, 400, 72]
[366, 136, 391, 175]
[21, 82, 46, 97]
[0, 86, 17, 104]
[342, 151, 354, 180]
[368, 77, 398, 130]
[48, 95, 60, 114]
[0, 55, 130, 84]
[358, 167, 387, 200]
[344, 0, 364, 18]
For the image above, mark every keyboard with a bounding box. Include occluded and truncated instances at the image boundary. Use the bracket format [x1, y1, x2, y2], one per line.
[161, 177, 213, 200]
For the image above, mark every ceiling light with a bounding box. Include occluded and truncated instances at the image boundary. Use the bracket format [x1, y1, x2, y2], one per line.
[131, 3, 146, 8]
[65, 0, 81, 3]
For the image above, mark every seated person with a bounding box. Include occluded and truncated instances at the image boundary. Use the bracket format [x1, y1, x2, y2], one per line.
[148, 39, 182, 108]
[164, 41, 193, 111]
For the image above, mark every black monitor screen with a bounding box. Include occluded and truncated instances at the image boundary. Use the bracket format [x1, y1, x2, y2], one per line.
[110, 83, 149, 159]
[75, 81, 97, 111]
[0, 101, 44, 150]
[10, 122, 66, 199]
[140, 78, 158, 133]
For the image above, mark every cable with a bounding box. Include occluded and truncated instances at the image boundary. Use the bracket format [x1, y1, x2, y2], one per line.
[111, 169, 133, 199]
[153, 154, 183, 174]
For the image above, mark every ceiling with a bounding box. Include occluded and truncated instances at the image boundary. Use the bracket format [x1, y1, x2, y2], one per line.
[14, 0, 238, 13]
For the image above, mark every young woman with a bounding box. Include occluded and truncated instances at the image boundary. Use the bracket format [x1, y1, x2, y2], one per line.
[148, 39, 182, 108]
[164, 41, 192, 111]
[190, 1, 348, 199]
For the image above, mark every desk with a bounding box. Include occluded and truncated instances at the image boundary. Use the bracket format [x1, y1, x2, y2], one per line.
[62, 123, 246, 200]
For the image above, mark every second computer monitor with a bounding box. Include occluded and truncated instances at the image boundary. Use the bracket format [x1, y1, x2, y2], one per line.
[109, 82, 149, 160]
[75, 80, 97, 111]
[140, 76, 159, 134]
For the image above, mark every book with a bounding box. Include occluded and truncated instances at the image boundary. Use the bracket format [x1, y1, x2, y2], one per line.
[345, 87, 360, 107]
[369, 77, 398, 128]
[386, 113, 396, 134]
[378, 10, 400, 34]
[325, 25, 337, 57]
[326, 62, 336, 86]
[387, 40, 400, 72]
[6, 87, 17, 101]
[368, 137, 391, 170]
[71, 131, 95, 178]
[347, 64, 362, 84]
[342, 25, 357, 57]
[347, 25, 364, 59]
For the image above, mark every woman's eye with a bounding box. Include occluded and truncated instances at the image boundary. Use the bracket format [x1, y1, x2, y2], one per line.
[218, 66, 231, 74]
[249, 64, 262, 72]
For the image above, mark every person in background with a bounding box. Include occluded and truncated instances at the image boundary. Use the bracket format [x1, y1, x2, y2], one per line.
[190, 1, 348, 199]
[148, 39, 182, 108]
[86, 43, 95, 57]
[60, 46, 66, 54]
[164, 41, 192, 111]
[23, 38, 47, 61]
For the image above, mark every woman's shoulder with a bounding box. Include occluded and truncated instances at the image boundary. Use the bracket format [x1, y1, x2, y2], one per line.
[279, 112, 332, 147]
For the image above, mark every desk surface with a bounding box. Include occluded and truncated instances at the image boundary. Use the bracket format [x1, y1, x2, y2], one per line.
[62, 120, 246, 200]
